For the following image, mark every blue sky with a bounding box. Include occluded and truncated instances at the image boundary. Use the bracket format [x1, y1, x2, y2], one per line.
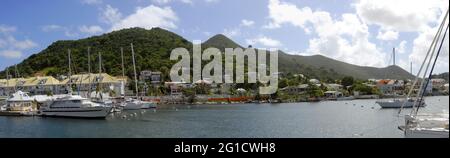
[1, 0, 449, 75]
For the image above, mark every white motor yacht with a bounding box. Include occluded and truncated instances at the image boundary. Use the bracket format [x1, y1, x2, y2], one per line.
[39, 95, 112, 119]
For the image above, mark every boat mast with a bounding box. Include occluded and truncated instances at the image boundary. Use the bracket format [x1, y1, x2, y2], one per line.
[410, 62, 412, 74]
[97, 52, 102, 98]
[88, 47, 92, 98]
[393, 48, 396, 66]
[121, 47, 125, 78]
[399, 9, 449, 114]
[414, 19, 449, 116]
[131, 43, 139, 99]
[68, 49, 72, 95]
[88, 47, 91, 74]
[6, 67, 9, 95]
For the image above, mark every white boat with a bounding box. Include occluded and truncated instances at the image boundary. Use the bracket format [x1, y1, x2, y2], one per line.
[376, 98, 426, 108]
[403, 114, 449, 138]
[121, 98, 157, 110]
[120, 43, 158, 111]
[39, 95, 112, 119]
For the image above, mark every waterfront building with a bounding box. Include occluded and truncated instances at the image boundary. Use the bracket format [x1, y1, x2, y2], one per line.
[324, 91, 343, 99]
[165, 82, 188, 95]
[325, 83, 343, 91]
[431, 78, 447, 91]
[376, 79, 405, 95]
[280, 84, 309, 95]
[140, 70, 162, 85]
[61, 73, 123, 97]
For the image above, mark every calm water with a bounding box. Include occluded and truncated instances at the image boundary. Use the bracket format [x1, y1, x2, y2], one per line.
[0, 96, 448, 138]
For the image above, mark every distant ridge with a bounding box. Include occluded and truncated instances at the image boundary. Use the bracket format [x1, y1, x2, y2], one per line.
[0, 27, 414, 80]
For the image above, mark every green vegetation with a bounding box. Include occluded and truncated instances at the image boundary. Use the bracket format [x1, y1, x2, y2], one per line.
[0, 27, 416, 81]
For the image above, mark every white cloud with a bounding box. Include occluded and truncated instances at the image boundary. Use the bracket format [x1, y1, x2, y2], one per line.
[0, 25, 37, 59]
[241, 19, 255, 27]
[13, 39, 37, 50]
[41, 25, 64, 32]
[110, 5, 178, 31]
[222, 28, 240, 38]
[0, 25, 16, 33]
[0, 50, 23, 58]
[152, 0, 193, 5]
[101, 5, 122, 24]
[82, 0, 102, 5]
[204, 0, 219, 3]
[41, 25, 80, 37]
[203, 31, 212, 36]
[79, 25, 104, 35]
[265, 0, 387, 67]
[376, 30, 399, 41]
[397, 40, 408, 54]
[354, 0, 447, 32]
[409, 23, 449, 74]
[246, 36, 282, 47]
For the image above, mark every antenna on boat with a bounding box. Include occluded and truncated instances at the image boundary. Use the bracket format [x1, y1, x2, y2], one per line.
[131, 43, 139, 100]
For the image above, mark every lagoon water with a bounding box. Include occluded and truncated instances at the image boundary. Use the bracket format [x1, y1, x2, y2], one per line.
[0, 96, 448, 138]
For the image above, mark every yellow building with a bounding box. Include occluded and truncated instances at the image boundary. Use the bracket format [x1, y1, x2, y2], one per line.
[1, 73, 125, 97]
[0, 76, 63, 96]
[61, 73, 124, 97]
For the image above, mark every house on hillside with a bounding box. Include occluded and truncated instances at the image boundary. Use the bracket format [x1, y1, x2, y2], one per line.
[376, 79, 405, 95]
[140, 70, 162, 85]
[280, 84, 309, 95]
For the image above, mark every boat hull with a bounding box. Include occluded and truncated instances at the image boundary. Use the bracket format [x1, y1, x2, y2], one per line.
[122, 101, 157, 110]
[405, 129, 449, 138]
[376, 100, 426, 108]
[40, 107, 111, 119]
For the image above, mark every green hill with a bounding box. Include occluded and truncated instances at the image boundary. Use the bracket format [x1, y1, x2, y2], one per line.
[0, 27, 414, 81]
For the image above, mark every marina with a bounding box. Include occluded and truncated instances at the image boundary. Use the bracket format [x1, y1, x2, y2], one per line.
[0, 96, 447, 138]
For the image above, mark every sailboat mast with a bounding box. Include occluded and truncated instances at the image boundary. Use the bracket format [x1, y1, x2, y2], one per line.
[88, 47, 91, 74]
[414, 23, 449, 115]
[121, 47, 125, 77]
[393, 48, 396, 66]
[99, 52, 102, 74]
[410, 62, 413, 74]
[399, 9, 449, 114]
[68, 49, 72, 95]
[14, 64, 19, 78]
[6, 67, 9, 94]
[88, 47, 92, 98]
[98, 52, 102, 96]
[131, 43, 139, 99]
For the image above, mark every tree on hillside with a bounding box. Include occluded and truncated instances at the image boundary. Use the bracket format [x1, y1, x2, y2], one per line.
[341, 76, 354, 88]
